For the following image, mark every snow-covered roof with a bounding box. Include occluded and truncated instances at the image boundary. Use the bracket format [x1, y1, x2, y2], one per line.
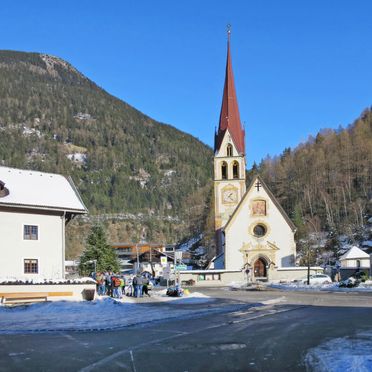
[0, 166, 87, 213]
[339, 246, 370, 260]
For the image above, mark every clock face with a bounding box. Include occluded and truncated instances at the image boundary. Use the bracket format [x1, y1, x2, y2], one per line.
[222, 188, 238, 204]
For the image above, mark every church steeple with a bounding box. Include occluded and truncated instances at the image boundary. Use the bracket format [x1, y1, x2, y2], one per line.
[214, 27, 245, 155]
[213, 28, 247, 255]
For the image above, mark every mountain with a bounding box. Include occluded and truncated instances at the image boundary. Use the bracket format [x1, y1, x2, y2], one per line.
[0, 50, 213, 257]
[255, 108, 372, 259]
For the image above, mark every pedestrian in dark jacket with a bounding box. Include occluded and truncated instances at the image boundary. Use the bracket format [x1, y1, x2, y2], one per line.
[142, 277, 151, 297]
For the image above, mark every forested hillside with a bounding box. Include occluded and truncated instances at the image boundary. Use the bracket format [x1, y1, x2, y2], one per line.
[0, 50, 213, 257]
[256, 108, 372, 257]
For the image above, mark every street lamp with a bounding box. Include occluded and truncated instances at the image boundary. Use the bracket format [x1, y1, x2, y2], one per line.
[86, 259, 97, 274]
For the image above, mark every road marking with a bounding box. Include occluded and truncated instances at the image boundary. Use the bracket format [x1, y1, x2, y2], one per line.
[129, 350, 137, 372]
[79, 304, 306, 371]
[228, 306, 305, 324]
[261, 296, 286, 305]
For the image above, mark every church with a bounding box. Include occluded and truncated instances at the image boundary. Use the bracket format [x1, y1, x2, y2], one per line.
[213, 30, 298, 281]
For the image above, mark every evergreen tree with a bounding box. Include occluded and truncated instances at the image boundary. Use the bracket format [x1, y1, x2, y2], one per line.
[79, 225, 119, 275]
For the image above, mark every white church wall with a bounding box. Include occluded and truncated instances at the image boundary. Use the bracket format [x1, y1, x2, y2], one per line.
[0, 210, 64, 280]
[225, 182, 296, 271]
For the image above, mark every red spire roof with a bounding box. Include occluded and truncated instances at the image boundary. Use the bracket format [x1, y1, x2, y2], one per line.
[214, 30, 245, 154]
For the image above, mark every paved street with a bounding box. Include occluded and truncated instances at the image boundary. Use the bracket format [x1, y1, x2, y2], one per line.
[0, 288, 372, 371]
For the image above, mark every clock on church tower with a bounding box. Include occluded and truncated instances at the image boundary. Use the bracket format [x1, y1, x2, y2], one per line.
[222, 187, 238, 204]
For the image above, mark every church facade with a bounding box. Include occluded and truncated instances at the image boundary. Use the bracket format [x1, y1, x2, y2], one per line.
[213, 31, 297, 281]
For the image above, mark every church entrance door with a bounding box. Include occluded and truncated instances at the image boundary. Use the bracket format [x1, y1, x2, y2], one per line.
[254, 258, 267, 278]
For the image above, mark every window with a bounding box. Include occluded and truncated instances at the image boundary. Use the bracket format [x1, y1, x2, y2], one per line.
[24, 225, 38, 240]
[253, 224, 267, 237]
[356, 260, 361, 268]
[226, 144, 233, 157]
[232, 161, 239, 179]
[24, 259, 38, 274]
[221, 162, 227, 179]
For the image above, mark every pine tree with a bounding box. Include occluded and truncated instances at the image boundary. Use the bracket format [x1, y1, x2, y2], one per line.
[79, 225, 120, 275]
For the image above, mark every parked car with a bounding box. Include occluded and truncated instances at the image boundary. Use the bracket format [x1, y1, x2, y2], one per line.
[302, 274, 332, 285]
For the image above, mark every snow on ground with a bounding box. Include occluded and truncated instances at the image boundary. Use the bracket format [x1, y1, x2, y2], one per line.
[269, 281, 372, 292]
[228, 280, 372, 293]
[178, 234, 202, 252]
[305, 330, 372, 372]
[0, 291, 216, 333]
[0, 277, 95, 284]
[150, 289, 212, 303]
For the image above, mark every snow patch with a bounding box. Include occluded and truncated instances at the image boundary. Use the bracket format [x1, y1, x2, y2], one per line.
[66, 152, 87, 164]
[305, 330, 372, 371]
[0, 291, 214, 333]
[269, 282, 372, 292]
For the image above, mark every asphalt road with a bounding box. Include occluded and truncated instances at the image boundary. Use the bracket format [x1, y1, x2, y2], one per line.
[1, 288, 372, 372]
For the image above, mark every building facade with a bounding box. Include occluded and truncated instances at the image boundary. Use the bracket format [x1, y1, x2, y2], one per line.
[213, 31, 297, 280]
[0, 166, 87, 280]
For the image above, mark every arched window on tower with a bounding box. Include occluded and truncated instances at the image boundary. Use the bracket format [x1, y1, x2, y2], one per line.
[233, 161, 239, 179]
[221, 162, 227, 180]
[226, 144, 233, 157]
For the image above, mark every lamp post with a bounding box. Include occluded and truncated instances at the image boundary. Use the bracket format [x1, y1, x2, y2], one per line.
[136, 243, 139, 274]
[86, 259, 97, 274]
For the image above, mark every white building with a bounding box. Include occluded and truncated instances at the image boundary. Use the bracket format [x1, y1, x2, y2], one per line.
[339, 246, 371, 279]
[223, 176, 297, 279]
[0, 166, 87, 281]
[212, 31, 297, 282]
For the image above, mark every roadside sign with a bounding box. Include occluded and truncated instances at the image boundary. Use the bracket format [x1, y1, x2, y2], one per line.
[160, 256, 167, 266]
[175, 264, 187, 271]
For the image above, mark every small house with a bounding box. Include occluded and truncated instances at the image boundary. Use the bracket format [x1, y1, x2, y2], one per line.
[339, 246, 371, 280]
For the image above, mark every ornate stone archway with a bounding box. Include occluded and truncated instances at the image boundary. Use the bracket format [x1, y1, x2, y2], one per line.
[239, 242, 278, 281]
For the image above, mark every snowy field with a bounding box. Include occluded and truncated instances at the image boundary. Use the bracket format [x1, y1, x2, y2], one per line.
[0, 290, 221, 333]
[305, 330, 372, 372]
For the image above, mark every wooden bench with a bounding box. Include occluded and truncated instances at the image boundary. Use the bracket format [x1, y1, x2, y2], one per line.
[1, 292, 48, 304]
[0, 291, 73, 305]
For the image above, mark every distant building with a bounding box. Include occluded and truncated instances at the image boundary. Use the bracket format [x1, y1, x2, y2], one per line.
[112, 242, 166, 273]
[111, 242, 184, 276]
[339, 246, 371, 280]
[65, 260, 80, 278]
[0, 166, 87, 280]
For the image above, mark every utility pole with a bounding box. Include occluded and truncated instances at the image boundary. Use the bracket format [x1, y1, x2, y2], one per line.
[136, 243, 139, 274]
[304, 217, 318, 285]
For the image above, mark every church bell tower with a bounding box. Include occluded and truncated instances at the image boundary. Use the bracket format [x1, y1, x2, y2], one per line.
[214, 28, 246, 254]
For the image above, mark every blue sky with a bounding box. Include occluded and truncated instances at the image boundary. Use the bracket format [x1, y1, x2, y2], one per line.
[1, 1, 371, 166]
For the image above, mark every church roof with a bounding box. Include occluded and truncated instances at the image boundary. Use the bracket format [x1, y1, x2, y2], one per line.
[224, 175, 297, 232]
[0, 166, 87, 213]
[214, 30, 245, 155]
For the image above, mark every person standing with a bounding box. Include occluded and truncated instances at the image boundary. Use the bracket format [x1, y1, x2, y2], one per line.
[137, 275, 143, 297]
[133, 275, 138, 298]
[106, 271, 113, 297]
[119, 276, 125, 299]
[96, 272, 105, 296]
[142, 277, 151, 297]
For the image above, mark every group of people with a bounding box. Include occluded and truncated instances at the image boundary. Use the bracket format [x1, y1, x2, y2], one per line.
[94, 271, 152, 299]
